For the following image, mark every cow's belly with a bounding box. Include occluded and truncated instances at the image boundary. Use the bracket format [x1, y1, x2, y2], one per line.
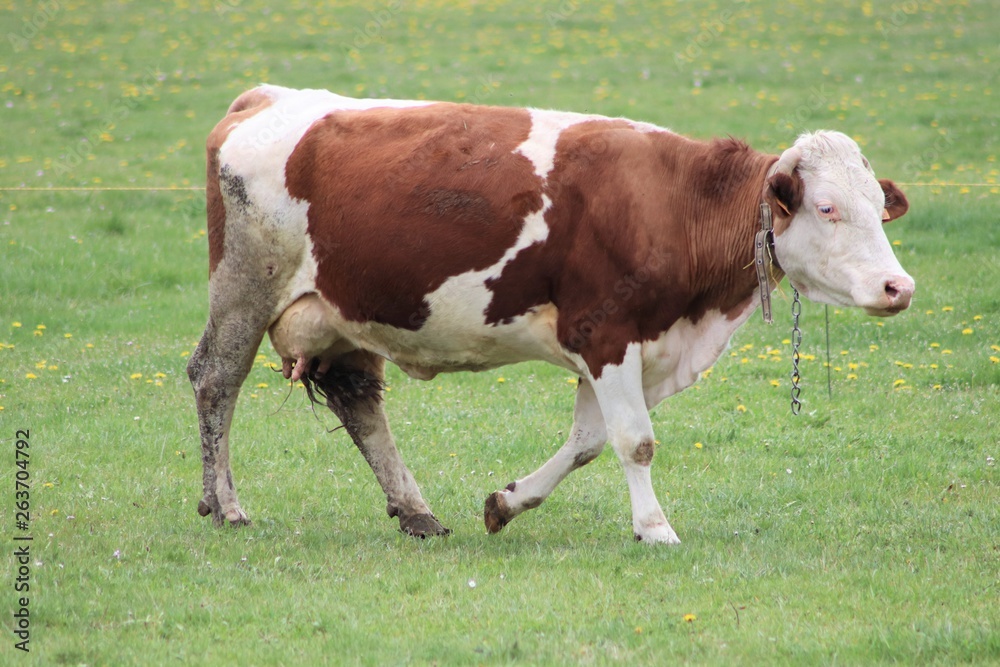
[268, 292, 576, 381]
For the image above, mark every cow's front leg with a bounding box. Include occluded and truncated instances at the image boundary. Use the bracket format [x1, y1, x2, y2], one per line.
[310, 351, 449, 538]
[187, 317, 264, 527]
[484, 378, 607, 533]
[586, 343, 679, 544]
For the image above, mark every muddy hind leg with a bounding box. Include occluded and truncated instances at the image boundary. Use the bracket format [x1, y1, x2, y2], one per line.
[305, 351, 449, 537]
[187, 314, 266, 527]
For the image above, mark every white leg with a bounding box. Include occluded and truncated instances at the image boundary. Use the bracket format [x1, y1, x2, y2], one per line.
[484, 378, 607, 533]
[585, 343, 679, 544]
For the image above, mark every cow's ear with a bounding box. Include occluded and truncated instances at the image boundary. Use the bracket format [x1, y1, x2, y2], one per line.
[879, 179, 909, 223]
[766, 171, 803, 233]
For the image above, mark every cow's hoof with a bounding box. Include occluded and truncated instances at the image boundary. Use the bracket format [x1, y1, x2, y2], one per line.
[199, 497, 251, 527]
[197, 499, 213, 517]
[484, 491, 513, 534]
[223, 507, 251, 527]
[633, 523, 680, 545]
[399, 513, 450, 538]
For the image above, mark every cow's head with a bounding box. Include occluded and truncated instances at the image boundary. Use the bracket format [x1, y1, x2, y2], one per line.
[768, 131, 914, 316]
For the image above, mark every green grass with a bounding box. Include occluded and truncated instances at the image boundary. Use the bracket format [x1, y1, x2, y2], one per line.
[2, 0, 998, 664]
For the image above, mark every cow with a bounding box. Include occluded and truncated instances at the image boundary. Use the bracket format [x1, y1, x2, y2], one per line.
[187, 84, 913, 545]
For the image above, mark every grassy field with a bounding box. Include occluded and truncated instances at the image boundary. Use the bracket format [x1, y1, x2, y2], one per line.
[2, 0, 998, 664]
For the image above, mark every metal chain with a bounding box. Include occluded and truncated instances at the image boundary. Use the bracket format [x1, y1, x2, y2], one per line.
[790, 288, 803, 415]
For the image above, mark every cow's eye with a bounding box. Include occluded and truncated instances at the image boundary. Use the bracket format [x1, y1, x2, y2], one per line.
[816, 202, 839, 221]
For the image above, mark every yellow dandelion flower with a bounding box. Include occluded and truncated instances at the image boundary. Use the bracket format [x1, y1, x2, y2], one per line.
[11, 322, 21, 328]
[497, 377, 506, 383]
[990, 356, 1000, 364]
[869, 344, 879, 351]
[892, 240, 902, 246]
[50, 509, 58, 516]
[35, 360, 47, 369]
[933, 384, 943, 390]
[36, 324, 46, 330]
[86, 343, 94, 349]
[941, 349, 953, 355]
[925, 310, 934, 315]
[33, 330, 43, 337]
[695, 442, 703, 449]
[930, 342, 940, 348]
[962, 328, 973, 335]
[942, 306, 954, 312]
[893, 379, 906, 387]
[64, 333, 72, 338]
[566, 377, 578, 385]
[973, 315, 983, 321]
[47, 365, 58, 371]
[770, 379, 781, 387]
[130, 373, 142, 380]
[256, 383, 268, 388]
[736, 405, 747, 413]
[25, 373, 37, 379]
[154, 372, 166, 378]
[683, 613, 697, 623]
[847, 373, 858, 380]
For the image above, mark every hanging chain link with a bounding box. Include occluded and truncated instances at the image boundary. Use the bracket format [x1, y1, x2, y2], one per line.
[790, 288, 803, 415]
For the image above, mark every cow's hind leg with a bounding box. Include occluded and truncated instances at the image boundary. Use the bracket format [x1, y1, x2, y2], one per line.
[187, 313, 266, 527]
[484, 378, 607, 534]
[304, 351, 449, 538]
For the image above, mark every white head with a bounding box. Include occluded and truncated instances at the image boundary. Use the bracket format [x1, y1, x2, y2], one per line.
[768, 131, 914, 316]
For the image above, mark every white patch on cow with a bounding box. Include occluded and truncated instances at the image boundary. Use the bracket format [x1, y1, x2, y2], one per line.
[328, 192, 579, 378]
[515, 108, 603, 179]
[627, 119, 671, 134]
[639, 300, 758, 407]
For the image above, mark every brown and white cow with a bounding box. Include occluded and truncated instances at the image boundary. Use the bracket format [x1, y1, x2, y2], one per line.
[188, 84, 913, 544]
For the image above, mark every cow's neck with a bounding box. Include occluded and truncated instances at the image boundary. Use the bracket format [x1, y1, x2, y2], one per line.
[680, 145, 786, 322]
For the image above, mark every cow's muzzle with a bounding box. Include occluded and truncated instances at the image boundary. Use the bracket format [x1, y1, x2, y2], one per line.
[864, 274, 915, 316]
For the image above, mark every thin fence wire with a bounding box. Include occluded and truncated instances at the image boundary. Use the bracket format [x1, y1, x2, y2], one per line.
[0, 182, 995, 193]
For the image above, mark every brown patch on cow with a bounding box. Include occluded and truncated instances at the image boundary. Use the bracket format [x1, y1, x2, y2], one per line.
[572, 449, 600, 469]
[632, 439, 655, 466]
[484, 491, 513, 534]
[284, 103, 542, 330]
[205, 88, 275, 274]
[522, 496, 544, 510]
[767, 169, 804, 237]
[879, 179, 909, 222]
[483, 123, 777, 377]
[505, 481, 517, 492]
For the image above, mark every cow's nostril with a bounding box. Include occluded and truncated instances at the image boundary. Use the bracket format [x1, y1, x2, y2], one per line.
[885, 283, 899, 299]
